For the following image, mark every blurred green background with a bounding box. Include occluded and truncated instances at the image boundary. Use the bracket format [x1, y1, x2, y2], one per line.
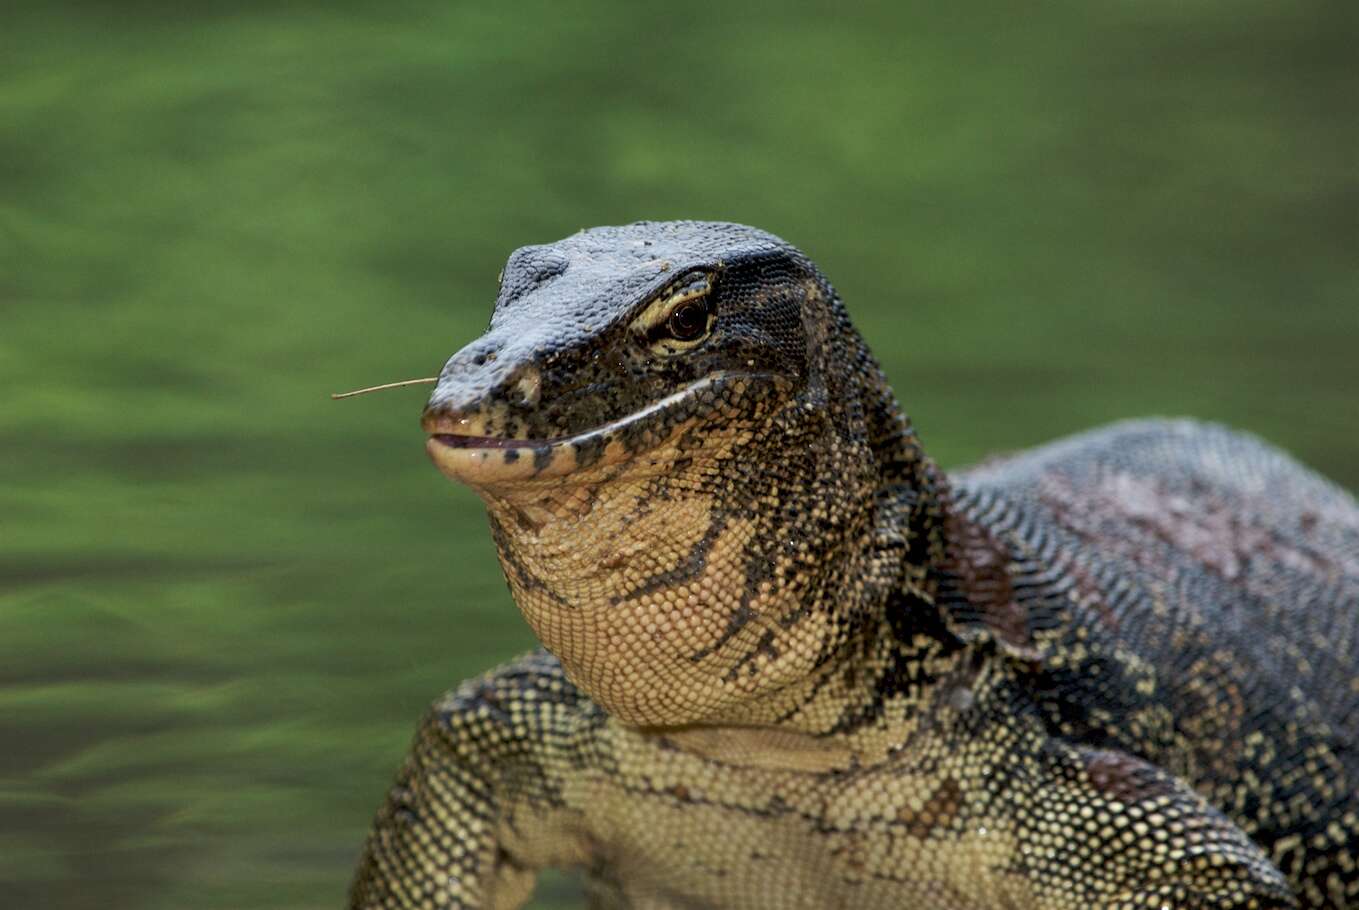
[2, 1, 1355, 907]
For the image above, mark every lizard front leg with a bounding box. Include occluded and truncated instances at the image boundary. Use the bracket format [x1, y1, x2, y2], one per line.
[1007, 740, 1298, 909]
[351, 652, 592, 910]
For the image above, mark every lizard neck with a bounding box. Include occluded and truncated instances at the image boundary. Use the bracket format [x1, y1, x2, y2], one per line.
[480, 436, 956, 733]
[637, 614, 983, 771]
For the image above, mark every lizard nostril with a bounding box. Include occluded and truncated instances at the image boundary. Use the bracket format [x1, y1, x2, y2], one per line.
[511, 366, 542, 408]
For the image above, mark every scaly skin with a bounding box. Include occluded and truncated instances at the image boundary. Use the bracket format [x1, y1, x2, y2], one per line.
[351, 222, 1358, 909]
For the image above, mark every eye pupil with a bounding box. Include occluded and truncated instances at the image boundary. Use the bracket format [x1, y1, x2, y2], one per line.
[667, 301, 708, 341]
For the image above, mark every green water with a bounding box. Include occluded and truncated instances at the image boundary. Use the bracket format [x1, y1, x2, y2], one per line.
[2, 2, 1355, 908]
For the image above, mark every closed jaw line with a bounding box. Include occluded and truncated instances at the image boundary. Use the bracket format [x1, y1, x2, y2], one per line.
[423, 371, 787, 486]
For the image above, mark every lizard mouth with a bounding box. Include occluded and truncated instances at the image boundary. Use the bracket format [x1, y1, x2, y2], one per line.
[423, 371, 787, 487]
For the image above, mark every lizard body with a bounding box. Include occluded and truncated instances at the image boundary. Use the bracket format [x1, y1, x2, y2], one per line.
[351, 222, 1358, 909]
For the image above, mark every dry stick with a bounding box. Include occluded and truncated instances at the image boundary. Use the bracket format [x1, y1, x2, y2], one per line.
[331, 377, 438, 400]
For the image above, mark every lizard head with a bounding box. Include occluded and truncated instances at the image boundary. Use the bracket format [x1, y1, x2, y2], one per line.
[423, 222, 937, 729]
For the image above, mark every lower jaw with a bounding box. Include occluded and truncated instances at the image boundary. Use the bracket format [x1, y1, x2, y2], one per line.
[424, 431, 633, 487]
[425, 372, 788, 488]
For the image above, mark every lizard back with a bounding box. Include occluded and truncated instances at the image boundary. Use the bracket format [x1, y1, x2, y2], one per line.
[954, 418, 1359, 903]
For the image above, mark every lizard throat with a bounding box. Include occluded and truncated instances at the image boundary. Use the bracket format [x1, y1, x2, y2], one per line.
[470, 402, 920, 730]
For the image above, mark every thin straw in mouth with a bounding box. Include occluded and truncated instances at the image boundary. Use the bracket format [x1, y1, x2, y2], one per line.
[331, 377, 438, 400]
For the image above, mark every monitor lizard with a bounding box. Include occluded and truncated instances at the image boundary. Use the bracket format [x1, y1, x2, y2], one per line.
[350, 221, 1358, 909]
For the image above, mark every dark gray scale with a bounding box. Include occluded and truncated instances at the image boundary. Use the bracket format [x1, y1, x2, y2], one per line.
[955, 419, 1359, 906]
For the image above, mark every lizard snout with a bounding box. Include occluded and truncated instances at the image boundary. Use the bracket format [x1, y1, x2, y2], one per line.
[422, 335, 543, 440]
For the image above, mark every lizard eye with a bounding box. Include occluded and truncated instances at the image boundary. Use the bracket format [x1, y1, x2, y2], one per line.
[631, 270, 717, 354]
[664, 298, 712, 342]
